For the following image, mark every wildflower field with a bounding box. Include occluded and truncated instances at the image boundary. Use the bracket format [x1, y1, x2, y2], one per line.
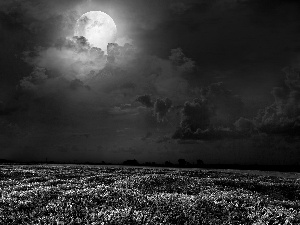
[0, 165, 299, 224]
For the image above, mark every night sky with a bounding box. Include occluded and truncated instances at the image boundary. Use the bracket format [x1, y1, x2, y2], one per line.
[1, 0, 300, 165]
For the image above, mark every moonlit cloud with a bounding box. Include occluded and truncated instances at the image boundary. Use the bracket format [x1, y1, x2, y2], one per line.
[23, 36, 107, 80]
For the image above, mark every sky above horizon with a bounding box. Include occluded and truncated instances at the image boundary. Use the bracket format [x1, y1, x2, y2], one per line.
[1, 0, 300, 165]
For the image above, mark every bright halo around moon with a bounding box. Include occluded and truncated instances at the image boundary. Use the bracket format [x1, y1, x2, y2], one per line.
[74, 11, 117, 51]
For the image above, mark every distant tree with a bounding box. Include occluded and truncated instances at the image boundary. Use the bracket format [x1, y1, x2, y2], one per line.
[123, 159, 139, 166]
[197, 159, 204, 166]
[165, 161, 173, 166]
[178, 158, 187, 166]
[144, 162, 157, 166]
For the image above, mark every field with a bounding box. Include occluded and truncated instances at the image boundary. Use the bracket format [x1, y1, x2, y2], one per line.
[0, 165, 300, 224]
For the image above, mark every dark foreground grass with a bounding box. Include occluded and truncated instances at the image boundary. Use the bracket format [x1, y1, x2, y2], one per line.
[0, 165, 299, 224]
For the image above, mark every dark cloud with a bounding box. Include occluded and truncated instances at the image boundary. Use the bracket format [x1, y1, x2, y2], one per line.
[153, 98, 172, 122]
[172, 98, 211, 139]
[174, 126, 243, 141]
[136, 95, 153, 108]
[106, 43, 136, 66]
[172, 81, 247, 140]
[169, 48, 195, 73]
[19, 67, 48, 90]
[234, 117, 256, 133]
[255, 67, 300, 136]
[180, 98, 211, 131]
[141, 132, 152, 141]
[69, 79, 90, 91]
[201, 82, 244, 126]
[156, 135, 171, 143]
[55, 36, 91, 52]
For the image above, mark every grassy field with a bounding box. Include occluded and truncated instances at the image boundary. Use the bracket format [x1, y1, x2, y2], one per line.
[0, 165, 299, 224]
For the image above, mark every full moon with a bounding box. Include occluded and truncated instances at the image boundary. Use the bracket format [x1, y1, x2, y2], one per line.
[74, 11, 117, 51]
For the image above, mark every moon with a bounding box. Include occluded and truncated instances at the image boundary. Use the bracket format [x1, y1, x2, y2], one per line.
[74, 11, 117, 51]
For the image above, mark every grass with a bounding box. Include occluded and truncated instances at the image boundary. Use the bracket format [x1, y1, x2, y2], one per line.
[0, 165, 299, 224]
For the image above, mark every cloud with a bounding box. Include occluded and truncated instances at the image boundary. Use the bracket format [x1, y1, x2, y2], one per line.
[19, 39, 196, 131]
[201, 82, 244, 126]
[172, 98, 211, 139]
[0, 1, 82, 47]
[171, 66, 300, 140]
[141, 132, 152, 141]
[194, 127, 238, 140]
[169, 48, 195, 73]
[115, 36, 133, 46]
[109, 105, 145, 116]
[17, 34, 251, 147]
[56, 36, 91, 52]
[173, 125, 240, 141]
[234, 117, 256, 133]
[23, 36, 107, 81]
[19, 67, 48, 90]
[135, 94, 153, 108]
[69, 79, 90, 91]
[180, 98, 211, 131]
[153, 97, 172, 122]
[135, 95, 175, 123]
[107, 43, 136, 65]
[255, 67, 300, 136]
[171, 81, 246, 140]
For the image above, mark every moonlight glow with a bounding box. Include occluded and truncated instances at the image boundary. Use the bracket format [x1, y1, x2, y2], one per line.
[74, 11, 117, 51]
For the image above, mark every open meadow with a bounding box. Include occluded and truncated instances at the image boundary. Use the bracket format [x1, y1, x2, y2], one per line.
[0, 165, 300, 224]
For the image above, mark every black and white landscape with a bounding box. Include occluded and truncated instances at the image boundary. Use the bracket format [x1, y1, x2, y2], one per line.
[0, 0, 300, 224]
